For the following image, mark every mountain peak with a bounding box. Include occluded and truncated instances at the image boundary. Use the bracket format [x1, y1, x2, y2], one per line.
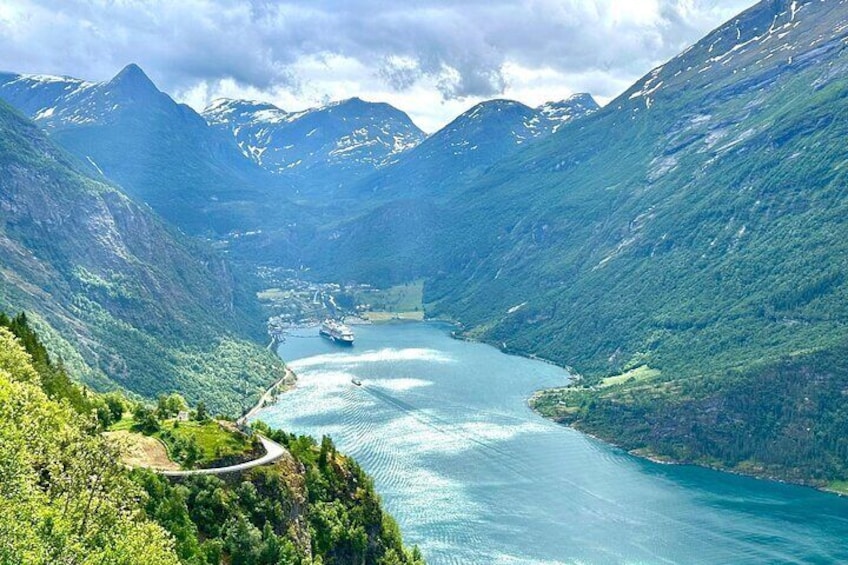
[564, 93, 599, 108]
[106, 63, 159, 96]
[206, 98, 282, 111]
[479, 99, 528, 109]
[462, 99, 533, 119]
[112, 63, 149, 81]
[538, 94, 600, 123]
[325, 97, 373, 113]
[202, 98, 289, 127]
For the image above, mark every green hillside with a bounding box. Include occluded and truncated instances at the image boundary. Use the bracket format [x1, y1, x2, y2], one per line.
[309, 0, 848, 484]
[438, 0, 848, 483]
[0, 324, 179, 564]
[0, 100, 281, 415]
[0, 313, 425, 564]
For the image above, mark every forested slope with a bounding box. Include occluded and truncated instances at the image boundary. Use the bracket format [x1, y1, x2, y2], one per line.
[0, 100, 281, 414]
[311, 0, 848, 484]
[436, 0, 848, 483]
[0, 322, 179, 564]
[0, 315, 425, 564]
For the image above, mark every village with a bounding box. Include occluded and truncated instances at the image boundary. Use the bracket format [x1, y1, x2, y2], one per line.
[255, 267, 371, 343]
[255, 267, 425, 344]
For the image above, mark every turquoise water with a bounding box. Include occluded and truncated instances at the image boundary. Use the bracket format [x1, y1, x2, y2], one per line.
[256, 322, 848, 564]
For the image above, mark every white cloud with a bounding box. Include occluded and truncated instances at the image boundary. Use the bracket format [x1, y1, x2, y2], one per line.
[0, 0, 756, 132]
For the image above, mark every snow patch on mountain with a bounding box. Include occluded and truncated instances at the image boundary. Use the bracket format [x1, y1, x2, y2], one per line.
[202, 97, 426, 175]
[0, 64, 179, 131]
[436, 94, 599, 158]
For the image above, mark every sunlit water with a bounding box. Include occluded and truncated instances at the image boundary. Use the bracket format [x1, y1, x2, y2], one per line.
[255, 322, 848, 564]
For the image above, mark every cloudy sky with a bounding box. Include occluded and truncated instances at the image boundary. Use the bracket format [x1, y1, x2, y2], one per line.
[0, 0, 754, 132]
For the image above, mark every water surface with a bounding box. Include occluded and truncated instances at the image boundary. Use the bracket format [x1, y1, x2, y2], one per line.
[256, 322, 848, 564]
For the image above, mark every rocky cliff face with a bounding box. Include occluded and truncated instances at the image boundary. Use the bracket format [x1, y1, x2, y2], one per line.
[0, 100, 281, 413]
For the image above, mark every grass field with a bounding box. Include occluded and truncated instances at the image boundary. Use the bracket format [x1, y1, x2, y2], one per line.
[155, 420, 253, 464]
[108, 414, 135, 432]
[104, 430, 178, 471]
[365, 311, 425, 321]
[826, 481, 848, 496]
[356, 280, 425, 320]
[107, 415, 254, 468]
[257, 288, 289, 303]
[599, 365, 661, 388]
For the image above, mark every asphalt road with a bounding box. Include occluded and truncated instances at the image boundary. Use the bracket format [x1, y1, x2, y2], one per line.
[158, 435, 286, 477]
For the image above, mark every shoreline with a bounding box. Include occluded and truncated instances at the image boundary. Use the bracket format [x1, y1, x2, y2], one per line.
[263, 318, 846, 498]
[239, 365, 297, 425]
[449, 326, 577, 379]
[514, 351, 845, 496]
[361, 312, 426, 323]
[527, 398, 845, 497]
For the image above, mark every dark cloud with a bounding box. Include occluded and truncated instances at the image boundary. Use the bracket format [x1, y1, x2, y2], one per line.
[0, 0, 755, 101]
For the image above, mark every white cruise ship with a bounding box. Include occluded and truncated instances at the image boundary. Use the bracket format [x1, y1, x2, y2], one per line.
[319, 319, 354, 345]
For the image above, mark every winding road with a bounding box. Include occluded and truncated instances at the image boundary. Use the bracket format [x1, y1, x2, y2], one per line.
[158, 435, 286, 477]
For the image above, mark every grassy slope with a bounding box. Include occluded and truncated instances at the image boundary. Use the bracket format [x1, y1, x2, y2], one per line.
[356, 280, 425, 319]
[109, 416, 255, 469]
[156, 420, 254, 465]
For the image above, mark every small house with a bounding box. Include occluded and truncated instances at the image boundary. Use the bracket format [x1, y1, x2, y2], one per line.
[176, 410, 190, 422]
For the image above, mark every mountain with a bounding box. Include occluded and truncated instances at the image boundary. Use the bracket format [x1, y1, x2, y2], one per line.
[0, 71, 95, 120]
[297, 94, 598, 281]
[348, 95, 598, 199]
[0, 64, 167, 129]
[538, 93, 601, 130]
[203, 96, 425, 196]
[0, 64, 290, 235]
[205, 94, 595, 266]
[0, 99, 282, 414]
[314, 0, 848, 484]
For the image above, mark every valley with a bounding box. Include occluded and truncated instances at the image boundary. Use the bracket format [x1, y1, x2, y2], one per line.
[2, 0, 848, 563]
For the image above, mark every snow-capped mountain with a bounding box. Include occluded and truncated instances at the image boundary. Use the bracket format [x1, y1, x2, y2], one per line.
[0, 64, 285, 235]
[349, 94, 598, 199]
[614, 0, 848, 119]
[440, 99, 545, 156]
[0, 64, 202, 130]
[424, 94, 599, 156]
[202, 96, 426, 189]
[538, 93, 601, 131]
[0, 72, 95, 123]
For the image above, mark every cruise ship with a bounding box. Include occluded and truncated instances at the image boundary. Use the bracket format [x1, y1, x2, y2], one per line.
[319, 319, 354, 345]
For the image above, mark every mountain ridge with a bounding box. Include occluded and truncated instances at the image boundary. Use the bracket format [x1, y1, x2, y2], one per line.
[0, 64, 293, 236]
[336, 92, 599, 201]
[202, 95, 427, 197]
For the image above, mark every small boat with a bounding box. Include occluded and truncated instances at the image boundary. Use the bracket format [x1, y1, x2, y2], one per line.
[351, 378, 362, 386]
